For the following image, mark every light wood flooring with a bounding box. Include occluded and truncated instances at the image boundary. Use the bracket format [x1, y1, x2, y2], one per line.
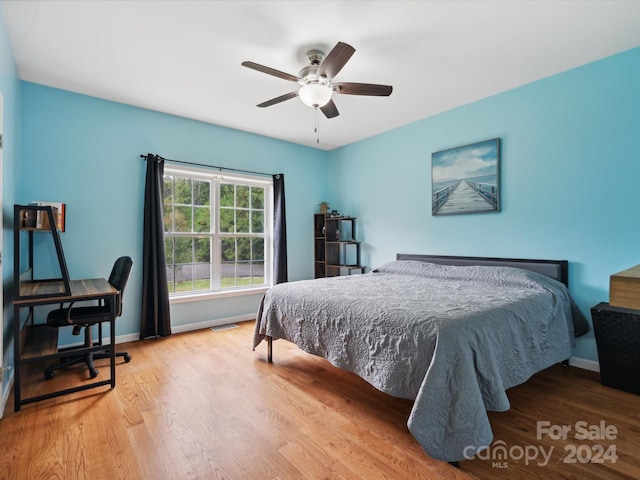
[1, 320, 639, 479]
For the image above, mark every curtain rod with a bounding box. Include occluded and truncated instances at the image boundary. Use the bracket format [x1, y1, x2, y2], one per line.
[140, 154, 275, 178]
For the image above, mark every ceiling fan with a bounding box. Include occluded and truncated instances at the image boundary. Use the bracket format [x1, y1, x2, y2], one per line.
[241, 41, 393, 119]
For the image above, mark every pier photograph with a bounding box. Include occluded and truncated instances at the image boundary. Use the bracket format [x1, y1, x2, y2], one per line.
[432, 138, 500, 215]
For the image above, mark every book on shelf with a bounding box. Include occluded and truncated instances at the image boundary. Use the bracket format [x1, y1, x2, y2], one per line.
[30, 201, 66, 232]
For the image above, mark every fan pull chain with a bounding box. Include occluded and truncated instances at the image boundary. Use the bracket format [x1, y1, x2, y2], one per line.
[314, 106, 320, 144]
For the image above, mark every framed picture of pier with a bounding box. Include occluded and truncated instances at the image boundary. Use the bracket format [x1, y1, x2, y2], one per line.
[431, 138, 500, 216]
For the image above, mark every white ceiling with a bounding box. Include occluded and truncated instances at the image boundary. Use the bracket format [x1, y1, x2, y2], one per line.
[2, 1, 640, 151]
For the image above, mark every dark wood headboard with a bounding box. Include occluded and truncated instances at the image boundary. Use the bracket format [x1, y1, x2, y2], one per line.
[396, 254, 569, 287]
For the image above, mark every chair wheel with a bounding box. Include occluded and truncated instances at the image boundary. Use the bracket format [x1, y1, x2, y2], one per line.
[44, 370, 55, 380]
[89, 369, 99, 378]
[124, 354, 132, 363]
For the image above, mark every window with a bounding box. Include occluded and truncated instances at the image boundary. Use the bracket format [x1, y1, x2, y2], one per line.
[163, 165, 272, 299]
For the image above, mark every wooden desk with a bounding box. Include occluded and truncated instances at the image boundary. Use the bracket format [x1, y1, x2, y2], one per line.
[13, 278, 119, 411]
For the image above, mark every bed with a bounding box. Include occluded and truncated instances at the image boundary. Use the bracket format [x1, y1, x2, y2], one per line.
[253, 254, 588, 462]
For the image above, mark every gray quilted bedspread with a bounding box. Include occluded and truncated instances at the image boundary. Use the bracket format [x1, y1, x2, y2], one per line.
[253, 260, 576, 462]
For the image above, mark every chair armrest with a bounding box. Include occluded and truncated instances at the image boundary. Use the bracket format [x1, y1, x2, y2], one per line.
[64, 301, 78, 325]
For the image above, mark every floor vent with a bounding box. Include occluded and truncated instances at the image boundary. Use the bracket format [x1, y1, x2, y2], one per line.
[211, 323, 239, 332]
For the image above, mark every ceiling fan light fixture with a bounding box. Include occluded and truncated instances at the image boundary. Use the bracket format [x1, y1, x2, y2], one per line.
[299, 83, 332, 108]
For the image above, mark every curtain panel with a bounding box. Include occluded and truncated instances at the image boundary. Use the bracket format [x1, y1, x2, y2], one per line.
[273, 174, 288, 284]
[140, 154, 172, 339]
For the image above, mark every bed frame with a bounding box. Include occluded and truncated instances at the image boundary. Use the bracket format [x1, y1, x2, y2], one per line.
[265, 254, 569, 362]
[396, 254, 569, 287]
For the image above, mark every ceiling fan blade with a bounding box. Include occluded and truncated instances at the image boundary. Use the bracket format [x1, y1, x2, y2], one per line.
[317, 42, 355, 80]
[320, 99, 339, 119]
[241, 61, 299, 82]
[257, 91, 299, 108]
[333, 82, 393, 96]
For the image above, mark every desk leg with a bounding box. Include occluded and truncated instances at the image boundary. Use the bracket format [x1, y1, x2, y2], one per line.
[14, 304, 21, 412]
[110, 296, 116, 388]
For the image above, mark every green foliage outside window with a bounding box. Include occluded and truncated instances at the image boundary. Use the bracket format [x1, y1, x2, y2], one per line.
[163, 173, 268, 295]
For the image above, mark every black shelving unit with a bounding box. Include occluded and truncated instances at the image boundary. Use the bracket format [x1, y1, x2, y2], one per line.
[314, 214, 363, 278]
[14, 204, 71, 300]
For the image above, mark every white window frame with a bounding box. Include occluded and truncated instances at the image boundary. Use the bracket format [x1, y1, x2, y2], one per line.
[164, 165, 273, 304]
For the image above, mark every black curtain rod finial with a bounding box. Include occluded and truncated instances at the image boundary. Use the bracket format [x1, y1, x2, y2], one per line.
[140, 153, 166, 163]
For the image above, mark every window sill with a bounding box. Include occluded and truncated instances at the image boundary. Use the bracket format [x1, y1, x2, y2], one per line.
[169, 286, 270, 304]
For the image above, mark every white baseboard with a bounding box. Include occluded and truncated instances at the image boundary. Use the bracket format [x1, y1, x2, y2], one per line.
[117, 314, 256, 343]
[59, 314, 256, 347]
[1, 369, 14, 418]
[569, 356, 600, 372]
[170, 314, 255, 335]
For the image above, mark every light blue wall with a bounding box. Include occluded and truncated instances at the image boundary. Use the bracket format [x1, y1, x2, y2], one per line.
[20, 83, 328, 338]
[327, 47, 640, 363]
[4, 0, 638, 378]
[0, 6, 21, 403]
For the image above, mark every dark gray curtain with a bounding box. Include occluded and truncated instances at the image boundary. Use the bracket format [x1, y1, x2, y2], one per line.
[273, 174, 288, 284]
[140, 154, 172, 339]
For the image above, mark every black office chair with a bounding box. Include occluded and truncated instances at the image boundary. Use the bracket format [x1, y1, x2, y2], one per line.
[45, 256, 133, 379]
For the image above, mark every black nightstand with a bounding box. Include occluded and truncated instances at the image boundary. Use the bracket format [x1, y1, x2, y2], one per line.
[591, 302, 640, 394]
